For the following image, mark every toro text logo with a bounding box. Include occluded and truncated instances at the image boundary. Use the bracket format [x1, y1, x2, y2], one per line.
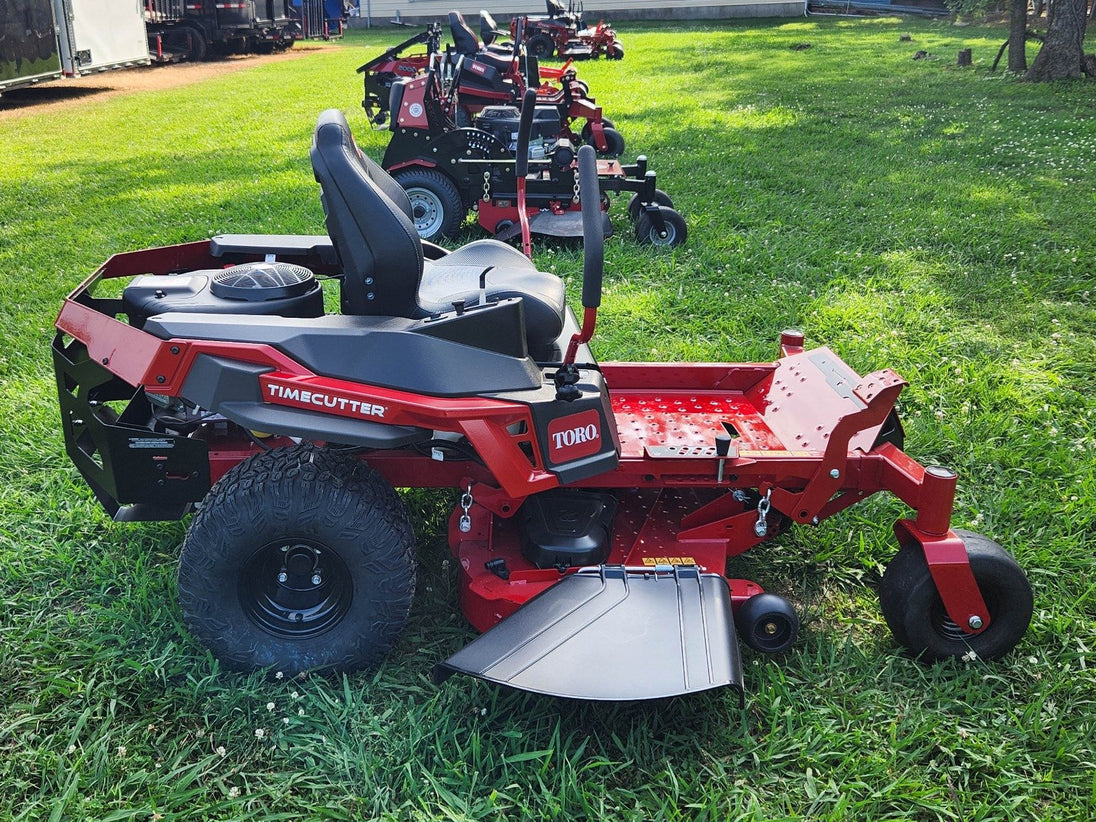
[546, 409, 602, 464]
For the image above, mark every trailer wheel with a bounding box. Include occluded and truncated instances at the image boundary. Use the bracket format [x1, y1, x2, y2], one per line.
[879, 530, 1032, 662]
[528, 34, 555, 59]
[182, 24, 207, 62]
[737, 593, 799, 653]
[391, 167, 464, 241]
[636, 207, 687, 247]
[178, 444, 416, 675]
[627, 189, 675, 222]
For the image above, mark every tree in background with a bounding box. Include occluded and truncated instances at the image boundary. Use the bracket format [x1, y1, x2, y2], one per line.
[1025, 0, 1094, 79]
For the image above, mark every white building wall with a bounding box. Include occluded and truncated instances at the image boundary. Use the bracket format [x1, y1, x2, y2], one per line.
[355, 0, 801, 26]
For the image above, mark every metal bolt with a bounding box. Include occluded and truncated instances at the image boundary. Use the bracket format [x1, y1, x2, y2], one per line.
[311, 573, 322, 585]
[277, 571, 288, 583]
[829, 469, 840, 479]
[156, 375, 166, 384]
[170, 346, 180, 355]
[968, 615, 984, 630]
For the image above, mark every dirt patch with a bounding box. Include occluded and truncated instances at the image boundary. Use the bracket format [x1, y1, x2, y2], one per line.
[0, 45, 336, 122]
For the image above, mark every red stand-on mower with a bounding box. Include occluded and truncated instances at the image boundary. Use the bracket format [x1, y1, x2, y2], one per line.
[512, 0, 624, 61]
[358, 22, 445, 127]
[53, 118, 1033, 701]
[383, 74, 685, 246]
[358, 13, 624, 157]
[445, 10, 623, 157]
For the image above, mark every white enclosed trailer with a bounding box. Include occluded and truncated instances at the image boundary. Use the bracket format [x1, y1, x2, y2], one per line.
[1, 0, 148, 96]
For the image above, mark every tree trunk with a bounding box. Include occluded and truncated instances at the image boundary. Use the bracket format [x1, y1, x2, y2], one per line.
[1008, 0, 1028, 72]
[1026, 0, 1088, 79]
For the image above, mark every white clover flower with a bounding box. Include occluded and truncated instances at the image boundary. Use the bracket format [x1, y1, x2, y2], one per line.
[255, 728, 266, 740]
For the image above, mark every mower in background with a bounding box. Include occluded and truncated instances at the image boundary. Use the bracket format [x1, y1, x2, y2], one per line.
[511, 0, 624, 60]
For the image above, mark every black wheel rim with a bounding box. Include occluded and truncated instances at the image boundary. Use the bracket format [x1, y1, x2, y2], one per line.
[240, 538, 353, 639]
[749, 613, 795, 652]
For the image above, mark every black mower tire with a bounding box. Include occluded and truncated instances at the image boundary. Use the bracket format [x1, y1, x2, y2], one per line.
[528, 34, 555, 59]
[737, 593, 799, 653]
[608, 42, 625, 61]
[590, 126, 625, 158]
[879, 530, 1032, 662]
[391, 167, 465, 241]
[626, 188, 675, 222]
[177, 444, 416, 676]
[635, 207, 687, 247]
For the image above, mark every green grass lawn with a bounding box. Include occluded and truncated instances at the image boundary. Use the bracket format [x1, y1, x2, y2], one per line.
[1, 16, 1094, 820]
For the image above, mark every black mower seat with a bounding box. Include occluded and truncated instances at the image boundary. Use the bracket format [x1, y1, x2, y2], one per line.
[310, 109, 566, 349]
[449, 10, 514, 70]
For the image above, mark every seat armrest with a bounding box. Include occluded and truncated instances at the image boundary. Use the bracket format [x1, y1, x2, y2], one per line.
[210, 234, 340, 266]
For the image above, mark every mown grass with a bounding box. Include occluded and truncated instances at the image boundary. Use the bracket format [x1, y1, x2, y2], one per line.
[1, 16, 1094, 820]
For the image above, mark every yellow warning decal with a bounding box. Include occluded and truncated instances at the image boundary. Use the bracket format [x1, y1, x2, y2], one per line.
[642, 557, 697, 566]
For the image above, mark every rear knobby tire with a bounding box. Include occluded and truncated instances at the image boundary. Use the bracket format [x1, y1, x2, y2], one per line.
[879, 529, 1032, 662]
[178, 444, 416, 675]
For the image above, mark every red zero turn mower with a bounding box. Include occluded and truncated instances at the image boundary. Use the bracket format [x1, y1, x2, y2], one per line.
[53, 116, 1033, 701]
[512, 0, 624, 61]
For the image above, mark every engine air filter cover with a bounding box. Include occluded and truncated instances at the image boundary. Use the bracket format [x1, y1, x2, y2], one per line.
[211, 262, 317, 302]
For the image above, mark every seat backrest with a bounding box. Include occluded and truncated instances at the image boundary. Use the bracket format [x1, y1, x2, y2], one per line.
[448, 10, 481, 56]
[310, 109, 424, 317]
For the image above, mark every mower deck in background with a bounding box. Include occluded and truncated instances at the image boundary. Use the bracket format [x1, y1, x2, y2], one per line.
[53, 115, 1033, 701]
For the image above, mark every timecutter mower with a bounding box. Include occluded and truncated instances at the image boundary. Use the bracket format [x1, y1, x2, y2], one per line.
[53, 117, 1033, 701]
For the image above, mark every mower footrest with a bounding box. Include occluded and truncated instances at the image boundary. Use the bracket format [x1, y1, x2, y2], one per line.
[435, 565, 744, 700]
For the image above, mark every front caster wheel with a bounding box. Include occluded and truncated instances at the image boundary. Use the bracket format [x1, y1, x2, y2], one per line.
[178, 444, 416, 675]
[737, 593, 799, 653]
[626, 188, 675, 222]
[635, 207, 687, 247]
[879, 530, 1032, 661]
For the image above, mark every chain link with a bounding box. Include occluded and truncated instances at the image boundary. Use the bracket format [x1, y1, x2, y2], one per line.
[482, 171, 491, 202]
[572, 171, 581, 204]
[458, 483, 474, 533]
[754, 489, 773, 537]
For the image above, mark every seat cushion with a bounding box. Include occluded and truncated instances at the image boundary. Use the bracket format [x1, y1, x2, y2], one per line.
[418, 240, 567, 349]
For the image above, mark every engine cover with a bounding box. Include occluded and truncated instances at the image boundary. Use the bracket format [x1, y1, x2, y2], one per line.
[122, 262, 324, 328]
[474, 105, 562, 155]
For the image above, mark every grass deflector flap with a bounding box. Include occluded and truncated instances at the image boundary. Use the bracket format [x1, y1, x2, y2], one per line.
[435, 565, 744, 701]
